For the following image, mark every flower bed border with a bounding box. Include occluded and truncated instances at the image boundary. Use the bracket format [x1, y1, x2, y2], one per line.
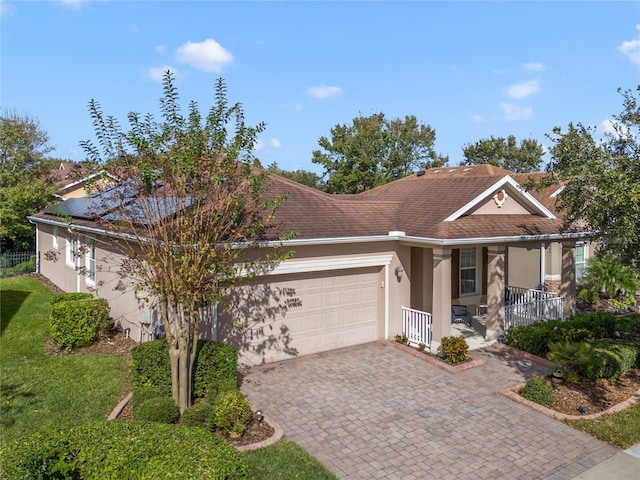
[387, 340, 485, 373]
[495, 343, 640, 420]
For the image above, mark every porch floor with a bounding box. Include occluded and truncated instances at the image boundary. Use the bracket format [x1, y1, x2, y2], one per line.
[449, 314, 494, 350]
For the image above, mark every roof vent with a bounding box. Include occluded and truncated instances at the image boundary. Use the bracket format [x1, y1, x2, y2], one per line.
[432, 170, 441, 174]
[462, 168, 472, 172]
[447, 169, 457, 173]
[416, 170, 426, 177]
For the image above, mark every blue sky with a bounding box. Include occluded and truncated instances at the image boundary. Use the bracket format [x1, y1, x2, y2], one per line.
[2, 1, 639, 174]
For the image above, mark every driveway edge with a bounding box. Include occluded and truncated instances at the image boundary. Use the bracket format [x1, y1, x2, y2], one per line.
[386, 340, 485, 373]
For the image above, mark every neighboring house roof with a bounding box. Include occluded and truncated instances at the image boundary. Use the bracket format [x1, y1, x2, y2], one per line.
[30, 163, 586, 245]
[48, 161, 117, 199]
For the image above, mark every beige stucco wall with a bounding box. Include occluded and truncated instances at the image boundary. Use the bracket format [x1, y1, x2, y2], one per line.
[507, 244, 541, 289]
[37, 222, 151, 342]
[472, 193, 532, 215]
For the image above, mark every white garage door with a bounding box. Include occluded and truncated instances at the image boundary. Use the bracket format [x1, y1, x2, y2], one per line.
[226, 267, 381, 365]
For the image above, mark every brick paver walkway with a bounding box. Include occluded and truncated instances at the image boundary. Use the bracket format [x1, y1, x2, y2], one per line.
[240, 342, 619, 480]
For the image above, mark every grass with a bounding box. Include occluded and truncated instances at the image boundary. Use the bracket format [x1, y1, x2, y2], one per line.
[566, 402, 640, 449]
[245, 439, 338, 479]
[0, 277, 127, 447]
[0, 276, 338, 479]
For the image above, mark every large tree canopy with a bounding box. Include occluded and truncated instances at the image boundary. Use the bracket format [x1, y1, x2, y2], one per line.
[312, 113, 448, 194]
[461, 135, 544, 173]
[270, 166, 325, 190]
[80, 73, 293, 412]
[547, 86, 640, 268]
[0, 112, 56, 251]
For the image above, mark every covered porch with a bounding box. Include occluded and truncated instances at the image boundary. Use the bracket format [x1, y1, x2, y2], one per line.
[400, 240, 578, 350]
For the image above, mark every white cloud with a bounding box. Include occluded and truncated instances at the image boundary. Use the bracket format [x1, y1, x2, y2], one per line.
[471, 114, 487, 123]
[500, 103, 532, 120]
[307, 85, 343, 99]
[155, 45, 166, 54]
[270, 138, 281, 148]
[175, 39, 233, 73]
[599, 119, 634, 140]
[618, 24, 640, 65]
[255, 138, 282, 151]
[507, 80, 539, 99]
[523, 62, 545, 72]
[254, 139, 265, 151]
[59, 0, 88, 8]
[147, 65, 179, 82]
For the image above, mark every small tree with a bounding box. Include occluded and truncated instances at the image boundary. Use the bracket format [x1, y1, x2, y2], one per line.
[461, 135, 544, 173]
[0, 112, 57, 250]
[312, 113, 448, 194]
[81, 72, 293, 412]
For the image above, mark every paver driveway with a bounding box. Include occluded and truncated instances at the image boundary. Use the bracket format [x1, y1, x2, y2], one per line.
[240, 342, 620, 480]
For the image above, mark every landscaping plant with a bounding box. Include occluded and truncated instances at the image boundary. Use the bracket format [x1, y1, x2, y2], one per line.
[440, 335, 469, 364]
[546, 341, 592, 384]
[520, 377, 554, 406]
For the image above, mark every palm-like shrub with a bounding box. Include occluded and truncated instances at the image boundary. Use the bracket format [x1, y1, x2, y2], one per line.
[547, 341, 591, 383]
[583, 253, 638, 300]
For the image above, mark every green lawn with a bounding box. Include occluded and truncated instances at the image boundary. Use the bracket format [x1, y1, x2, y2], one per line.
[0, 276, 337, 479]
[566, 401, 640, 449]
[0, 277, 127, 447]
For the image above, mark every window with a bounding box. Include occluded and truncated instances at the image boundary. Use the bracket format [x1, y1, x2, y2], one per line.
[460, 247, 477, 295]
[86, 240, 96, 285]
[52, 226, 58, 249]
[575, 242, 588, 284]
[66, 233, 77, 267]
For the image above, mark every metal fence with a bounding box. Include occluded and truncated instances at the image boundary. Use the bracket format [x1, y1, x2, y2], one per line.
[1, 251, 39, 278]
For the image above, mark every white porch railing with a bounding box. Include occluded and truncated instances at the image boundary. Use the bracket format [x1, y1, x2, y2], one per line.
[401, 306, 432, 348]
[505, 286, 564, 330]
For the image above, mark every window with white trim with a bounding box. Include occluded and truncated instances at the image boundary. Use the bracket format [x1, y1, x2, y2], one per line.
[66, 233, 77, 267]
[575, 242, 589, 284]
[460, 247, 477, 295]
[52, 226, 58, 249]
[86, 240, 96, 285]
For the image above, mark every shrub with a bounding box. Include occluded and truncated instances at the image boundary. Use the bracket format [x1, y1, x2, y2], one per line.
[131, 385, 166, 408]
[205, 378, 239, 405]
[50, 292, 94, 306]
[135, 396, 180, 424]
[180, 402, 217, 430]
[576, 340, 640, 381]
[49, 297, 111, 350]
[192, 341, 238, 398]
[547, 341, 592, 371]
[0, 421, 249, 479]
[394, 333, 408, 344]
[440, 335, 469, 364]
[131, 339, 238, 400]
[130, 340, 173, 396]
[583, 253, 639, 299]
[520, 377, 554, 406]
[615, 315, 640, 334]
[212, 390, 253, 436]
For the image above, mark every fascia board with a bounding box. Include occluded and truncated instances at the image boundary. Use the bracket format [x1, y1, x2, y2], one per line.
[443, 176, 556, 222]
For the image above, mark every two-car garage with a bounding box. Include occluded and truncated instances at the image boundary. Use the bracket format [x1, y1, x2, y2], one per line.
[220, 265, 383, 365]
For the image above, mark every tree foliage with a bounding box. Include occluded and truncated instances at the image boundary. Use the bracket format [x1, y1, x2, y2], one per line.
[0, 112, 56, 250]
[271, 166, 325, 190]
[461, 135, 544, 173]
[312, 113, 448, 194]
[80, 72, 293, 412]
[546, 86, 640, 269]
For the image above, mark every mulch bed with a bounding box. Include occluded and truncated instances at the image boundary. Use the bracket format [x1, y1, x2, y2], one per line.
[544, 368, 640, 416]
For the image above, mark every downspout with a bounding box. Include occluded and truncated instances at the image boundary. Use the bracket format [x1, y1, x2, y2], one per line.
[540, 242, 546, 290]
[384, 264, 390, 340]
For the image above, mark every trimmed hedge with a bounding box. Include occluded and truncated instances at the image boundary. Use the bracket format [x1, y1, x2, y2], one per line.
[0, 421, 249, 479]
[50, 292, 94, 306]
[135, 396, 180, 424]
[49, 295, 111, 351]
[130, 339, 238, 399]
[520, 377, 554, 406]
[504, 312, 617, 356]
[180, 402, 217, 430]
[212, 390, 253, 436]
[576, 339, 640, 380]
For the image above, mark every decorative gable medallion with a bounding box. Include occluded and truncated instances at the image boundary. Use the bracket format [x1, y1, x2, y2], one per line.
[493, 189, 508, 208]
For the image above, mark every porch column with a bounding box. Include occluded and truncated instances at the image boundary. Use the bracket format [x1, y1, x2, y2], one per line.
[486, 245, 506, 341]
[431, 247, 452, 343]
[561, 241, 577, 317]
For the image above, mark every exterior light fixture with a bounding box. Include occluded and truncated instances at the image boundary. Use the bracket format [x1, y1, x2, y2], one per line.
[256, 410, 264, 423]
[395, 266, 404, 279]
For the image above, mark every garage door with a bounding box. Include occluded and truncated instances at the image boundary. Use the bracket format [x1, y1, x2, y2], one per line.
[223, 267, 381, 365]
